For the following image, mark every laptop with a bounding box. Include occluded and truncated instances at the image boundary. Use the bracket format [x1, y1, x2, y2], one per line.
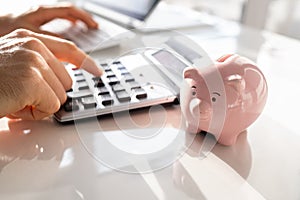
[82, 0, 215, 32]
[80, 0, 160, 30]
[42, 0, 161, 52]
[43, 0, 214, 52]
[54, 37, 212, 122]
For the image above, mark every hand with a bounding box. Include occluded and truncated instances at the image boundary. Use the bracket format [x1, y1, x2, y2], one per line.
[0, 29, 103, 120]
[0, 2, 98, 37]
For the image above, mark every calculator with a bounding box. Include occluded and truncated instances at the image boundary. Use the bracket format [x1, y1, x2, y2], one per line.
[54, 51, 183, 122]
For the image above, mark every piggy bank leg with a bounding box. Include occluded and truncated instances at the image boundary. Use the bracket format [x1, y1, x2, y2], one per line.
[217, 131, 240, 146]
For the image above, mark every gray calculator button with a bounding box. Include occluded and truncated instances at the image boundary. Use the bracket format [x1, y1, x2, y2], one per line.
[129, 81, 141, 90]
[133, 88, 147, 99]
[112, 61, 121, 65]
[100, 94, 114, 106]
[95, 81, 105, 88]
[92, 76, 101, 81]
[79, 86, 89, 90]
[102, 65, 111, 72]
[76, 79, 86, 83]
[74, 70, 83, 76]
[112, 84, 125, 92]
[94, 78, 105, 88]
[116, 90, 131, 102]
[78, 82, 89, 90]
[67, 90, 93, 99]
[123, 74, 135, 82]
[81, 97, 97, 109]
[64, 100, 80, 112]
[106, 70, 116, 78]
[98, 86, 110, 95]
[108, 77, 120, 85]
[119, 69, 129, 75]
[76, 75, 86, 82]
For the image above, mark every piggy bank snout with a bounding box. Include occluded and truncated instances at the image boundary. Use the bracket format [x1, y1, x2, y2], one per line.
[183, 95, 212, 134]
[184, 97, 201, 133]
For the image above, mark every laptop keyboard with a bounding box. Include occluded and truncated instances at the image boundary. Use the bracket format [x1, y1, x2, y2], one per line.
[63, 25, 110, 50]
[64, 25, 110, 51]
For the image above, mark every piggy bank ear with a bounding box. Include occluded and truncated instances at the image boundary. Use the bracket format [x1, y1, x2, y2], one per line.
[225, 74, 245, 94]
[224, 74, 246, 105]
[183, 67, 199, 80]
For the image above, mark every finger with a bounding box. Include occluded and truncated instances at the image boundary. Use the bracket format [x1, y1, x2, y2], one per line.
[29, 26, 62, 38]
[28, 32, 103, 76]
[34, 3, 98, 28]
[6, 91, 60, 120]
[22, 37, 73, 90]
[5, 114, 20, 119]
[22, 48, 67, 104]
[10, 78, 60, 120]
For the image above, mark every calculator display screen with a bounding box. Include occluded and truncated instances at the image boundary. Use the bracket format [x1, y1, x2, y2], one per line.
[152, 50, 188, 81]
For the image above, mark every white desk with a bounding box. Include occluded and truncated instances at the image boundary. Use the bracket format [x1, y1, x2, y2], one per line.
[1, 15, 300, 200]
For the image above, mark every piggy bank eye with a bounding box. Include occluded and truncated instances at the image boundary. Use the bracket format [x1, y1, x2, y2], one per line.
[212, 92, 221, 103]
[191, 86, 196, 96]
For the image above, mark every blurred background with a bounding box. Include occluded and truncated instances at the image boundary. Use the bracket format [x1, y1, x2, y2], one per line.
[165, 0, 300, 40]
[0, 0, 299, 40]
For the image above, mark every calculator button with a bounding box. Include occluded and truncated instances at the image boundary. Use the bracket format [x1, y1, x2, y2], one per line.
[98, 86, 110, 95]
[76, 76, 86, 82]
[74, 71, 83, 76]
[112, 61, 121, 65]
[67, 91, 93, 99]
[108, 77, 120, 85]
[117, 65, 126, 70]
[123, 74, 135, 82]
[133, 88, 147, 99]
[94, 79, 105, 88]
[76, 79, 86, 83]
[92, 76, 101, 81]
[78, 82, 89, 90]
[119, 69, 129, 75]
[100, 63, 108, 67]
[100, 94, 114, 106]
[105, 70, 116, 78]
[112, 84, 125, 92]
[66, 88, 73, 93]
[129, 81, 141, 90]
[64, 100, 80, 112]
[102, 65, 111, 72]
[81, 97, 97, 109]
[116, 91, 131, 102]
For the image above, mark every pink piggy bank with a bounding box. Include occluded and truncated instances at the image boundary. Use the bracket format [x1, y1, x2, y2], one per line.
[181, 54, 268, 146]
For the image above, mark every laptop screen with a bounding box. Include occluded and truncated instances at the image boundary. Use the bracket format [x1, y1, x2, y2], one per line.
[89, 0, 160, 21]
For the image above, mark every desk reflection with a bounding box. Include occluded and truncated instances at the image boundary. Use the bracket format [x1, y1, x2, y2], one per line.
[0, 106, 257, 199]
[0, 119, 77, 171]
[173, 131, 257, 199]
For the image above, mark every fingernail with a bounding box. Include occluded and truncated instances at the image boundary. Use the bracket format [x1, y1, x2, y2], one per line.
[92, 21, 99, 29]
